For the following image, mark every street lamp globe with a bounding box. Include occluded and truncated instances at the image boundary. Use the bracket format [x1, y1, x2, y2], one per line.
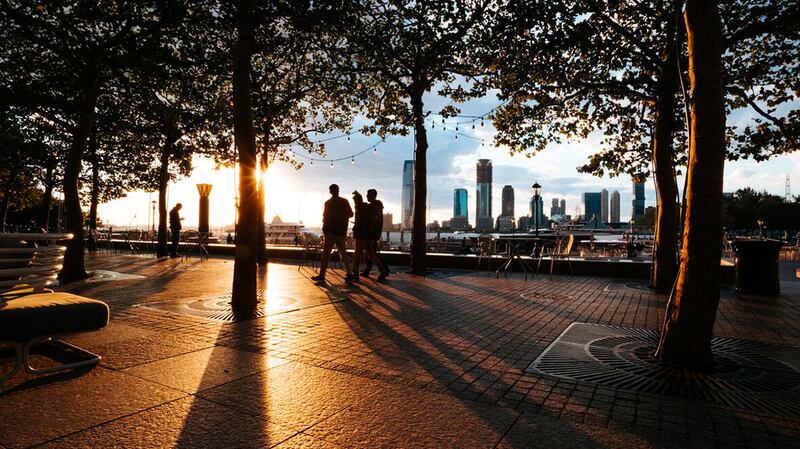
[531, 182, 541, 197]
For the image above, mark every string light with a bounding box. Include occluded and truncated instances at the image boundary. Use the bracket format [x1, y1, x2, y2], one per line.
[373, 147, 377, 153]
[351, 157, 355, 164]
[330, 161, 334, 167]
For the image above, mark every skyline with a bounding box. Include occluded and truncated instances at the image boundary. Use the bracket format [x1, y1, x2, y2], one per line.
[94, 93, 800, 229]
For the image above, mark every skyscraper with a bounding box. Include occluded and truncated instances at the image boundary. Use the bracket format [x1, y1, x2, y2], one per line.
[529, 195, 545, 229]
[610, 191, 621, 223]
[550, 198, 560, 217]
[560, 199, 566, 216]
[632, 181, 645, 219]
[476, 159, 493, 231]
[600, 188, 609, 223]
[501, 185, 514, 217]
[451, 188, 469, 230]
[496, 185, 515, 231]
[583, 192, 601, 227]
[401, 160, 414, 229]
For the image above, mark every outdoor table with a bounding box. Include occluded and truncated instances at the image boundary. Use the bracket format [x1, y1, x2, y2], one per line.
[493, 236, 544, 281]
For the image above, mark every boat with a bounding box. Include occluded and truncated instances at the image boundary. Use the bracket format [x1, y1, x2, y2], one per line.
[265, 215, 318, 245]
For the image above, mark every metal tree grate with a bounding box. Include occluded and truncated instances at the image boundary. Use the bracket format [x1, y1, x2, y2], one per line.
[138, 289, 349, 322]
[527, 322, 800, 416]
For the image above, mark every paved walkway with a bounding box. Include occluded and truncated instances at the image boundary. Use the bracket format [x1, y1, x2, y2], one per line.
[2, 253, 800, 448]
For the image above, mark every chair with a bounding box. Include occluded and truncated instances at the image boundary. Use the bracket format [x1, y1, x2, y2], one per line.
[298, 234, 322, 271]
[475, 235, 496, 274]
[0, 233, 109, 382]
[537, 234, 574, 275]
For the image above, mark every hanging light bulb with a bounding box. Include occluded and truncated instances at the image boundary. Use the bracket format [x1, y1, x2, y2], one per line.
[455, 125, 459, 131]
[432, 123, 435, 129]
[455, 134, 458, 140]
[373, 147, 377, 153]
[442, 118, 445, 124]
[310, 160, 313, 165]
[481, 119, 484, 127]
[330, 161, 334, 167]
[481, 139, 485, 147]
[351, 157, 355, 164]
[347, 133, 350, 141]
[472, 122, 475, 129]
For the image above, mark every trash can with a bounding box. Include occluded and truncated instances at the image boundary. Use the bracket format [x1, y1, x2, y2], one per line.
[730, 239, 783, 296]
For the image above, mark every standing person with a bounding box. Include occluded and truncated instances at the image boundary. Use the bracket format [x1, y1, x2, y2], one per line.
[362, 189, 389, 279]
[350, 191, 388, 283]
[169, 203, 183, 258]
[312, 184, 354, 283]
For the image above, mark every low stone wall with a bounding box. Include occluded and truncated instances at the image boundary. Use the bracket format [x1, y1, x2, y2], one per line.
[112, 239, 736, 283]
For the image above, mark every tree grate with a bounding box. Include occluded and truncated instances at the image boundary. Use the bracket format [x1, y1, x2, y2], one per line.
[519, 291, 575, 304]
[527, 322, 800, 417]
[138, 290, 348, 322]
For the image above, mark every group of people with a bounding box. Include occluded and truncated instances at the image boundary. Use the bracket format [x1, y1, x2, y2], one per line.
[311, 184, 389, 284]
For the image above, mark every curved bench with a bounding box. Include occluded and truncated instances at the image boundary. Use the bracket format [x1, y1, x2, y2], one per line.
[0, 233, 109, 381]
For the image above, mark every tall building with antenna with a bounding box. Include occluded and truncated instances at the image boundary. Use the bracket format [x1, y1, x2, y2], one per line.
[476, 159, 493, 231]
[401, 160, 414, 230]
[786, 174, 792, 201]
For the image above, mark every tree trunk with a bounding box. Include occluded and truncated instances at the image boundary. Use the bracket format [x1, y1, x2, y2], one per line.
[409, 89, 428, 275]
[231, 0, 259, 313]
[40, 161, 55, 231]
[655, 0, 726, 370]
[87, 129, 99, 252]
[650, 15, 681, 293]
[156, 136, 173, 257]
[0, 181, 11, 233]
[59, 72, 97, 283]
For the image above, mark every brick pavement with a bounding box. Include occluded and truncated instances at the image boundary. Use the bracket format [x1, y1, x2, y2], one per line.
[2, 252, 800, 448]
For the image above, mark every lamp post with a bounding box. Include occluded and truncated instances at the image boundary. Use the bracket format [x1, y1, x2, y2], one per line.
[150, 201, 156, 232]
[531, 182, 541, 237]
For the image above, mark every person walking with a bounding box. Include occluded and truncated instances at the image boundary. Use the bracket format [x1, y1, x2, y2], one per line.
[169, 203, 183, 258]
[350, 191, 388, 283]
[361, 189, 389, 279]
[312, 184, 354, 283]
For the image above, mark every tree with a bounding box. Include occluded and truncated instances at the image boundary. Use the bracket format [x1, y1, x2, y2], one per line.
[348, 0, 495, 275]
[230, 0, 259, 313]
[122, 3, 230, 258]
[655, 0, 726, 369]
[1, 1, 183, 282]
[491, 0, 799, 292]
[234, 2, 356, 264]
[491, 0, 687, 291]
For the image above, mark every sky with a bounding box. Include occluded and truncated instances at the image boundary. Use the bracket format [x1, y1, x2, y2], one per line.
[96, 92, 799, 230]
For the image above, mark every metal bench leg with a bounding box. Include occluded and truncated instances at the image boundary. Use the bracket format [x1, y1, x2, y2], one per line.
[0, 342, 22, 382]
[21, 336, 101, 375]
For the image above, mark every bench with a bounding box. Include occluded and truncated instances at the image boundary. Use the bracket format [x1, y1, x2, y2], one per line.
[0, 233, 109, 381]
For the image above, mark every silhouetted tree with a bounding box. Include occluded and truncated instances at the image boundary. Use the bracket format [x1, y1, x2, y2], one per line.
[1, 1, 183, 281]
[347, 0, 496, 275]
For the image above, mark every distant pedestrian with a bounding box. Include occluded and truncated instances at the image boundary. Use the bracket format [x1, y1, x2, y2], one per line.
[352, 191, 389, 282]
[311, 184, 354, 283]
[361, 189, 389, 279]
[169, 203, 183, 258]
[226, 233, 234, 244]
